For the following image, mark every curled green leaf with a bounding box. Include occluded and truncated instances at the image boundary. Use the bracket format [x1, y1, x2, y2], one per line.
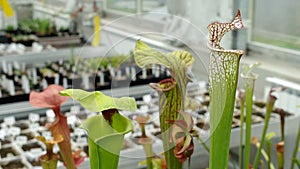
[207, 10, 244, 169]
[60, 89, 136, 169]
[80, 113, 133, 169]
[265, 132, 276, 142]
[60, 89, 137, 112]
[134, 40, 194, 94]
[134, 40, 194, 169]
[241, 62, 261, 79]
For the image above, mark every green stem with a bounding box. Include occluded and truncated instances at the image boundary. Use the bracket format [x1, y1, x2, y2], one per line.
[291, 123, 300, 169]
[266, 140, 272, 169]
[253, 96, 276, 168]
[209, 50, 243, 169]
[141, 138, 154, 169]
[154, 79, 183, 169]
[253, 140, 275, 169]
[195, 135, 210, 153]
[146, 156, 153, 169]
[276, 142, 284, 169]
[244, 78, 255, 169]
[139, 137, 154, 169]
[239, 97, 245, 169]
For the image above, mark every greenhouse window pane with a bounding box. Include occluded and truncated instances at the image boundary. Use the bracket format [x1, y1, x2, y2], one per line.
[107, 0, 137, 13]
[252, 0, 300, 51]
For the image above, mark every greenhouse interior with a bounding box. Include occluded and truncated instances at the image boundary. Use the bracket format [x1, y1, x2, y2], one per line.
[0, 0, 299, 169]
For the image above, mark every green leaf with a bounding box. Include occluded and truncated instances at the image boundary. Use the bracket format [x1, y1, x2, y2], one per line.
[208, 11, 244, 169]
[60, 89, 137, 112]
[241, 62, 261, 78]
[138, 158, 164, 169]
[291, 123, 300, 169]
[242, 68, 258, 169]
[265, 132, 276, 141]
[134, 40, 195, 169]
[60, 89, 136, 169]
[40, 155, 59, 169]
[81, 113, 133, 169]
[293, 159, 300, 168]
[134, 40, 194, 93]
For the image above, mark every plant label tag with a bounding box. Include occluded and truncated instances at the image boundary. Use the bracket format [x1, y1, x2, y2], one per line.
[143, 94, 152, 103]
[30, 123, 40, 131]
[41, 131, 52, 140]
[32, 68, 38, 84]
[46, 109, 55, 118]
[145, 124, 154, 131]
[74, 128, 85, 136]
[77, 137, 87, 145]
[131, 67, 136, 81]
[70, 106, 80, 114]
[54, 73, 59, 85]
[8, 127, 21, 136]
[142, 68, 147, 79]
[109, 67, 115, 77]
[82, 73, 90, 90]
[53, 144, 59, 153]
[117, 70, 122, 78]
[42, 78, 48, 89]
[30, 148, 44, 157]
[16, 135, 28, 145]
[4, 116, 15, 126]
[67, 115, 77, 126]
[0, 129, 6, 139]
[63, 77, 68, 89]
[29, 113, 40, 123]
[140, 105, 149, 113]
[125, 67, 130, 76]
[2, 61, 7, 73]
[99, 72, 105, 85]
[8, 80, 15, 96]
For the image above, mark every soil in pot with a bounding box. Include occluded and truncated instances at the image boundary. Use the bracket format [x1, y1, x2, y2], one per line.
[196, 109, 207, 115]
[22, 142, 43, 151]
[29, 159, 41, 166]
[1, 159, 26, 169]
[83, 145, 89, 157]
[233, 114, 264, 124]
[38, 118, 47, 126]
[0, 147, 18, 158]
[77, 113, 87, 120]
[0, 139, 11, 145]
[196, 119, 210, 130]
[20, 132, 34, 140]
[13, 121, 29, 130]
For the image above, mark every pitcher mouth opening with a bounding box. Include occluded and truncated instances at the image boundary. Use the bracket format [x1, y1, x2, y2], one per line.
[149, 78, 176, 92]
